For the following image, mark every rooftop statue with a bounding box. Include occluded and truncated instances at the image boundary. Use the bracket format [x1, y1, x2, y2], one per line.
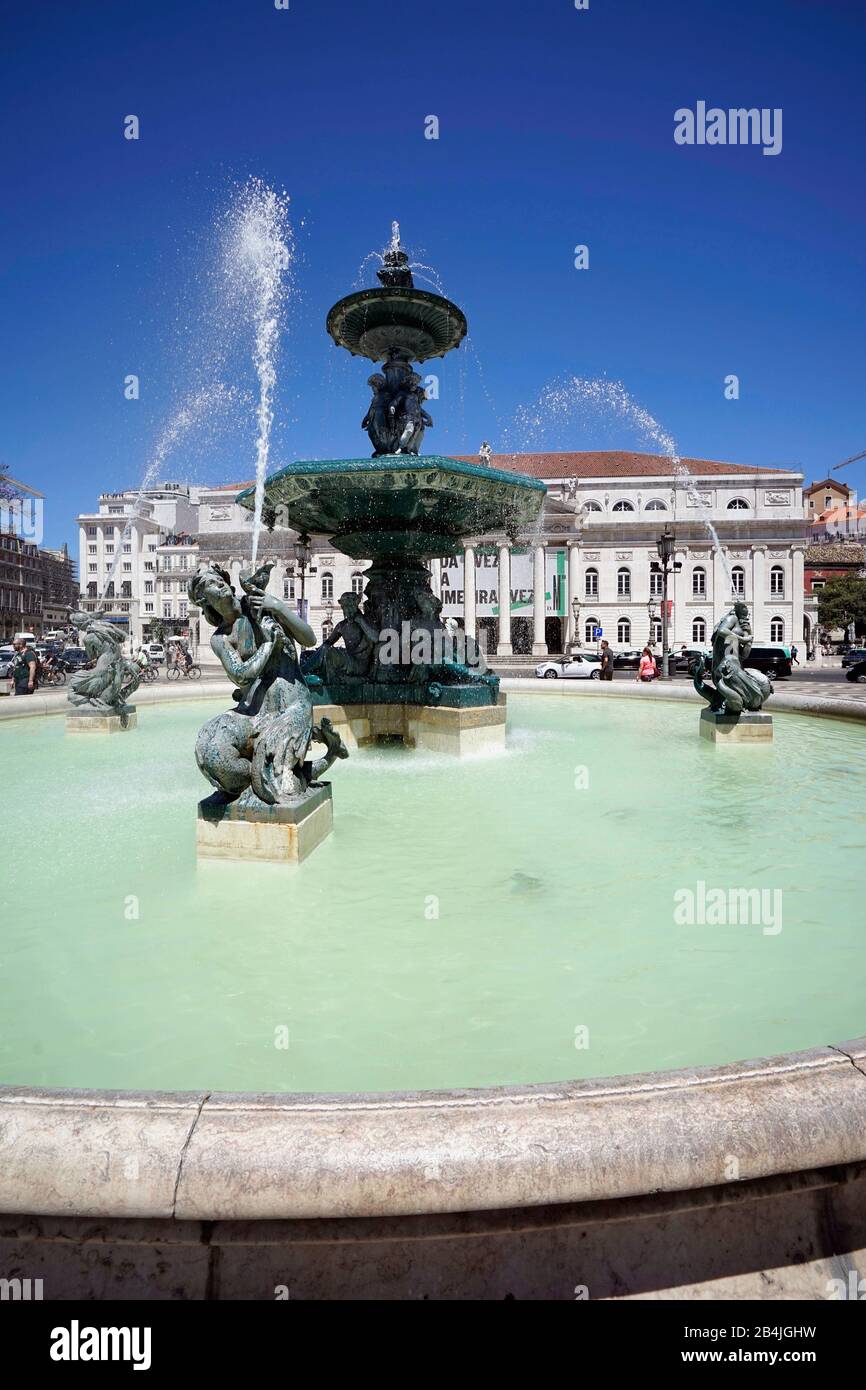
[188, 563, 348, 810]
[67, 611, 141, 715]
[693, 601, 773, 715]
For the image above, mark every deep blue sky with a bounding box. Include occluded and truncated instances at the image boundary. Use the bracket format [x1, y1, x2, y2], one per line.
[2, 0, 865, 549]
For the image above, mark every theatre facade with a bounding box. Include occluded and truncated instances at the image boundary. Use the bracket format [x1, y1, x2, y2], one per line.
[433, 451, 809, 657]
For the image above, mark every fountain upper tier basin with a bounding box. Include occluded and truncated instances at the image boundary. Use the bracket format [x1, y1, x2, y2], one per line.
[238, 454, 545, 559]
[327, 286, 467, 363]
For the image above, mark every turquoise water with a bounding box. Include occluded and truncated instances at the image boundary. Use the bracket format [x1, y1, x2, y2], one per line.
[1, 695, 865, 1094]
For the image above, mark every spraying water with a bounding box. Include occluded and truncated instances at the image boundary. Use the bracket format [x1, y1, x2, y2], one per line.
[353, 220, 446, 294]
[504, 375, 732, 582]
[99, 383, 235, 600]
[223, 180, 294, 563]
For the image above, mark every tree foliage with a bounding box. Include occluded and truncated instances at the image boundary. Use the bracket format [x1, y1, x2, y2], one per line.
[817, 574, 866, 635]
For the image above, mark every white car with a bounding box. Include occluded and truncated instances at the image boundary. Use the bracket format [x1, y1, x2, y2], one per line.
[535, 653, 603, 680]
[146, 643, 166, 664]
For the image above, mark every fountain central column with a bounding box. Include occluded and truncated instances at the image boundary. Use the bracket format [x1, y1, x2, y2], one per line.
[463, 544, 477, 639]
[532, 544, 548, 656]
[497, 544, 512, 656]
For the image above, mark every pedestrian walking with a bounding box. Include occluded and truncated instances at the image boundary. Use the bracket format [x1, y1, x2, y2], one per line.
[636, 647, 657, 683]
[10, 637, 38, 696]
[599, 639, 615, 681]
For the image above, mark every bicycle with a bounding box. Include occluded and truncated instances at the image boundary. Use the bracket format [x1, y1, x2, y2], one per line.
[138, 664, 159, 683]
[166, 662, 201, 681]
[42, 666, 67, 687]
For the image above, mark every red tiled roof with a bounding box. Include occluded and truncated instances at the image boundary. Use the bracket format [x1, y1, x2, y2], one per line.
[455, 450, 797, 480]
[206, 480, 255, 492]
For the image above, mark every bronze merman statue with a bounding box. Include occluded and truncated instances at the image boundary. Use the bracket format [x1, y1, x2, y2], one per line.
[693, 601, 773, 715]
[67, 611, 141, 714]
[316, 590, 379, 683]
[188, 563, 347, 810]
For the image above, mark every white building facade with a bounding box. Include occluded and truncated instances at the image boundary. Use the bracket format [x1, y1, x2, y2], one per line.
[76, 452, 809, 658]
[438, 452, 809, 656]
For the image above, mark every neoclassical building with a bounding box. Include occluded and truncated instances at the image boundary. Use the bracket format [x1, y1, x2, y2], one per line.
[76, 451, 810, 659]
[428, 451, 808, 656]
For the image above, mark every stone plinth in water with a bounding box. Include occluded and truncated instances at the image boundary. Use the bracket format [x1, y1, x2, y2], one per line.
[700, 709, 774, 744]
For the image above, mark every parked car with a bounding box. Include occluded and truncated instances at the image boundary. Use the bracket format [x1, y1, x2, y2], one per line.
[613, 649, 643, 670]
[60, 646, 92, 670]
[0, 646, 16, 680]
[145, 642, 166, 664]
[841, 647, 866, 669]
[744, 645, 793, 680]
[535, 653, 602, 680]
[673, 648, 711, 675]
[845, 659, 866, 684]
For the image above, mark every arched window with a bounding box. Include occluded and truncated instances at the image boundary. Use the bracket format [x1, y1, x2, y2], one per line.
[770, 616, 785, 643]
[692, 566, 706, 597]
[351, 572, 364, 596]
[645, 500, 667, 511]
[612, 500, 635, 512]
[617, 617, 631, 645]
[731, 565, 745, 596]
[584, 567, 598, 597]
[770, 565, 785, 597]
[283, 568, 296, 600]
[692, 617, 707, 644]
[727, 498, 749, 510]
[584, 617, 600, 644]
[321, 573, 334, 601]
[617, 567, 631, 597]
[582, 500, 602, 513]
[651, 618, 663, 646]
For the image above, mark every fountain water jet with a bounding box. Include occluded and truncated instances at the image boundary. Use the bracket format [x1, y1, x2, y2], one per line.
[504, 375, 734, 585]
[99, 383, 235, 602]
[221, 179, 294, 565]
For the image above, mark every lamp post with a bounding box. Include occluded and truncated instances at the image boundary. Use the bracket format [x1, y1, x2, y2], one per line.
[292, 532, 312, 623]
[651, 526, 682, 679]
[571, 596, 581, 650]
[647, 597, 657, 650]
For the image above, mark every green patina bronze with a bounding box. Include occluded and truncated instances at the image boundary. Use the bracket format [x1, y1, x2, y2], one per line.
[237, 454, 544, 558]
[235, 228, 545, 710]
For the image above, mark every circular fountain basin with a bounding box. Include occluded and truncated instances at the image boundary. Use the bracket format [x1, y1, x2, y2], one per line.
[2, 686, 866, 1296]
[2, 692, 865, 1096]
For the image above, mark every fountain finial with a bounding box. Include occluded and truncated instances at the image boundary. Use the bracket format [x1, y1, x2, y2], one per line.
[377, 222, 414, 289]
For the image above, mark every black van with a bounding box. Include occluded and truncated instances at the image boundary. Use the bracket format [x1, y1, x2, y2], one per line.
[745, 646, 793, 679]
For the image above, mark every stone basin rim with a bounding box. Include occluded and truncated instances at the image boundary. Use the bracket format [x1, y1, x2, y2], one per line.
[1, 1039, 865, 1222]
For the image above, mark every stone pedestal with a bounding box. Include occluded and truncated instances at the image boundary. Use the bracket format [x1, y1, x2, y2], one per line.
[312, 700, 507, 757]
[700, 709, 773, 744]
[196, 784, 333, 864]
[66, 707, 138, 734]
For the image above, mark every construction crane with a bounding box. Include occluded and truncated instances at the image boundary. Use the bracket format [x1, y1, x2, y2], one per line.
[832, 448, 866, 473]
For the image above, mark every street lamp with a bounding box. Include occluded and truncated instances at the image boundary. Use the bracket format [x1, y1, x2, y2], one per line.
[647, 597, 657, 647]
[571, 595, 581, 650]
[291, 532, 312, 622]
[651, 526, 682, 679]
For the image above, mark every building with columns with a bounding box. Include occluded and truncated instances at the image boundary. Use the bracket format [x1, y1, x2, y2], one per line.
[438, 451, 809, 657]
[76, 450, 809, 658]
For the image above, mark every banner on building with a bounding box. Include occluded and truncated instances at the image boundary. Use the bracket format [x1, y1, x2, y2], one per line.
[438, 549, 566, 619]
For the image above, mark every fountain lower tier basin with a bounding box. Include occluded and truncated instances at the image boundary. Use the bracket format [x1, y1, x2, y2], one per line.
[236, 455, 545, 558]
[2, 693, 865, 1096]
